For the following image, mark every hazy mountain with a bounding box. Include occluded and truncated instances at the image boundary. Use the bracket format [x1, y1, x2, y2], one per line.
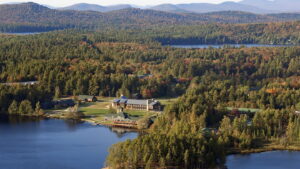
[105, 5, 132, 12]
[150, 4, 188, 13]
[240, 0, 300, 12]
[150, 2, 275, 14]
[60, 3, 132, 12]
[59, 3, 106, 12]
[3, 1, 300, 14]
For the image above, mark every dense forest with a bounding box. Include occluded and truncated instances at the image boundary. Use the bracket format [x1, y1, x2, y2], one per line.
[0, 31, 300, 112]
[96, 21, 300, 45]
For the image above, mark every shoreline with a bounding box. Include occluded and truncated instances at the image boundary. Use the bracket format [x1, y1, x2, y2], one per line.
[228, 144, 300, 155]
[9, 114, 300, 155]
[4, 113, 300, 169]
[45, 113, 140, 129]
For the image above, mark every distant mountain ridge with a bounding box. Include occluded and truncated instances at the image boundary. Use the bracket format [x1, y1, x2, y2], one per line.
[152, 0, 300, 13]
[57, 0, 300, 14]
[59, 3, 132, 12]
[1, 3, 300, 33]
[150, 2, 274, 14]
[59, 3, 106, 12]
[1, 0, 300, 14]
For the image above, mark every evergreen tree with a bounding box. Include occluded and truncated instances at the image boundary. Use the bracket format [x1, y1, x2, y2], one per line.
[35, 101, 44, 116]
[18, 100, 33, 115]
[8, 100, 18, 115]
[54, 86, 61, 99]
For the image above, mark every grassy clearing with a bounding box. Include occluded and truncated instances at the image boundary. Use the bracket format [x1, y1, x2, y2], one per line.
[49, 96, 178, 127]
[80, 97, 178, 117]
[80, 108, 109, 116]
[157, 97, 178, 106]
[78, 100, 150, 118]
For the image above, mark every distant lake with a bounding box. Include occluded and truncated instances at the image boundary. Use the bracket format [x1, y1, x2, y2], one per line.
[0, 116, 137, 169]
[0, 32, 42, 35]
[170, 44, 296, 49]
[226, 151, 300, 169]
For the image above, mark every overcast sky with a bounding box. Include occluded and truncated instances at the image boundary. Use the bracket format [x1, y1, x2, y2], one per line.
[0, 0, 241, 7]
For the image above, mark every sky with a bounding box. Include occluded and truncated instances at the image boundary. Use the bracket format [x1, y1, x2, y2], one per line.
[0, 0, 241, 7]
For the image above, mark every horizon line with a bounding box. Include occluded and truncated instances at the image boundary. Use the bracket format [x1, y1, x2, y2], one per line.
[0, 0, 242, 8]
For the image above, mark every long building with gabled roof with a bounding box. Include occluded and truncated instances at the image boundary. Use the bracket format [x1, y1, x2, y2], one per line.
[112, 96, 161, 111]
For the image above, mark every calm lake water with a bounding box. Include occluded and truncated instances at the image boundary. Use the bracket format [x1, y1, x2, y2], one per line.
[2, 116, 299, 169]
[0, 116, 137, 169]
[226, 151, 300, 169]
[170, 44, 295, 48]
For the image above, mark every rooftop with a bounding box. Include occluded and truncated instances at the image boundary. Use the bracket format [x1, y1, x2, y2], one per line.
[78, 95, 95, 99]
[113, 97, 160, 106]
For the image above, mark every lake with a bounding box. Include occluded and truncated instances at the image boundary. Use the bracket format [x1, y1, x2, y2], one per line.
[0, 116, 137, 169]
[0, 32, 42, 35]
[2, 116, 300, 169]
[226, 151, 300, 169]
[170, 44, 295, 49]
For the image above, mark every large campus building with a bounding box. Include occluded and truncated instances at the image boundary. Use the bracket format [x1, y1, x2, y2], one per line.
[112, 96, 161, 111]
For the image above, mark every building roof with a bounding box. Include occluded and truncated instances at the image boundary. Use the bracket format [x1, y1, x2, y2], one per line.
[78, 95, 95, 100]
[120, 99, 128, 104]
[137, 74, 153, 79]
[127, 99, 148, 105]
[113, 99, 120, 103]
[120, 95, 128, 99]
[112, 97, 160, 106]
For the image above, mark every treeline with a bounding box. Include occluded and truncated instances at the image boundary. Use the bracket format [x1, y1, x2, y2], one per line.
[0, 23, 73, 33]
[147, 22, 300, 45]
[79, 21, 300, 45]
[8, 100, 44, 116]
[0, 85, 51, 114]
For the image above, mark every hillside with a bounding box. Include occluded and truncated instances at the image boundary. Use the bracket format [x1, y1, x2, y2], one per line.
[58, 1, 300, 14]
[151, 2, 273, 14]
[1, 3, 300, 33]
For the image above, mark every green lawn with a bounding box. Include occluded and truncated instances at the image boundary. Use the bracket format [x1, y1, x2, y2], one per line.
[80, 107, 109, 116]
[49, 96, 173, 126]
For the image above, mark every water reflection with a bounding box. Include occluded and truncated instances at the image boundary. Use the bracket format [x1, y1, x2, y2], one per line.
[0, 115, 137, 169]
[0, 114, 41, 124]
[109, 127, 139, 138]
